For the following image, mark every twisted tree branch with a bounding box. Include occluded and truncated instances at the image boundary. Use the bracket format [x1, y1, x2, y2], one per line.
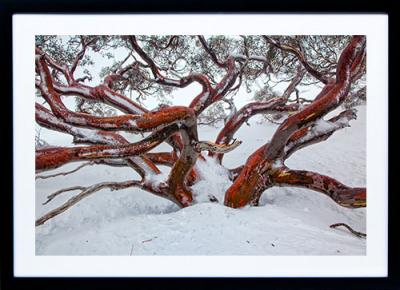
[36, 180, 145, 226]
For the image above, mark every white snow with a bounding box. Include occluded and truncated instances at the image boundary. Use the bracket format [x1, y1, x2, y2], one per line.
[192, 156, 232, 203]
[132, 156, 158, 177]
[271, 159, 284, 169]
[68, 115, 88, 126]
[36, 105, 366, 256]
[312, 119, 339, 135]
[161, 78, 181, 86]
[128, 119, 137, 127]
[231, 53, 268, 63]
[57, 85, 91, 96]
[145, 170, 169, 191]
[103, 90, 145, 114]
[198, 91, 210, 105]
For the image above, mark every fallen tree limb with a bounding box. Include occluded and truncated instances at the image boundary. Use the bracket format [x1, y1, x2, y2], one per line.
[330, 223, 366, 238]
[36, 180, 144, 226]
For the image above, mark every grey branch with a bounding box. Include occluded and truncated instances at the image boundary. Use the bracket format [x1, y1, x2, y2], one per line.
[194, 139, 242, 153]
[36, 180, 142, 227]
[36, 162, 95, 180]
[330, 223, 366, 238]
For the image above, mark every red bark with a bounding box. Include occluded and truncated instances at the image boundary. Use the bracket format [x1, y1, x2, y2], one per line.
[270, 168, 366, 208]
[224, 36, 366, 208]
[224, 144, 270, 207]
[265, 36, 365, 161]
[213, 99, 299, 162]
[35, 125, 175, 172]
[284, 109, 358, 158]
[36, 103, 160, 177]
[35, 35, 366, 226]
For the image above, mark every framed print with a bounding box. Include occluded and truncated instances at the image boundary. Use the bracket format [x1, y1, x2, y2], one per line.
[1, 0, 397, 289]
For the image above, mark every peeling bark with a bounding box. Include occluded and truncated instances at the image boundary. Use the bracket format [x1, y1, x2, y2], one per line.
[224, 144, 271, 208]
[213, 98, 298, 162]
[35, 35, 367, 226]
[35, 125, 178, 172]
[224, 36, 366, 208]
[270, 168, 366, 208]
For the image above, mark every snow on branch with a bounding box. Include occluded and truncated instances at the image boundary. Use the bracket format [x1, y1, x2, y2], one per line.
[213, 98, 300, 162]
[35, 35, 366, 219]
[35, 124, 178, 172]
[263, 36, 366, 161]
[284, 109, 358, 158]
[36, 103, 160, 177]
[224, 36, 366, 208]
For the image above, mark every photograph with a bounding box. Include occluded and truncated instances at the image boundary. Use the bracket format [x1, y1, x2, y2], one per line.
[9, 13, 389, 280]
[34, 34, 367, 256]
[0, 0, 395, 284]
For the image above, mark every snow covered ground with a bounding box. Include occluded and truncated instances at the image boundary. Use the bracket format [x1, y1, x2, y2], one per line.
[35, 105, 366, 255]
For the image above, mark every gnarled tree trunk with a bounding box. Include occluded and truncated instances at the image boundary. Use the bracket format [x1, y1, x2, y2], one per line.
[35, 35, 366, 226]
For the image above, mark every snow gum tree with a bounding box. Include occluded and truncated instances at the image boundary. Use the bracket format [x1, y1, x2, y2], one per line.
[35, 35, 366, 226]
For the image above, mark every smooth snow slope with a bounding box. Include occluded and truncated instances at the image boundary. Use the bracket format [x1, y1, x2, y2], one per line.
[36, 105, 366, 255]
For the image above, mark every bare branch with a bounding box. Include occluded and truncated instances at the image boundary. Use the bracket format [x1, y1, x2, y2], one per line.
[194, 139, 242, 153]
[282, 66, 306, 99]
[36, 180, 143, 226]
[330, 223, 366, 238]
[263, 35, 331, 84]
[70, 36, 97, 74]
[36, 162, 95, 180]
[197, 35, 226, 68]
[42, 186, 86, 205]
[150, 35, 179, 50]
[214, 98, 300, 162]
[284, 109, 358, 159]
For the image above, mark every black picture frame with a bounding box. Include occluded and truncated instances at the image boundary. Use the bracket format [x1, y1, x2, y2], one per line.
[1, 0, 397, 289]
